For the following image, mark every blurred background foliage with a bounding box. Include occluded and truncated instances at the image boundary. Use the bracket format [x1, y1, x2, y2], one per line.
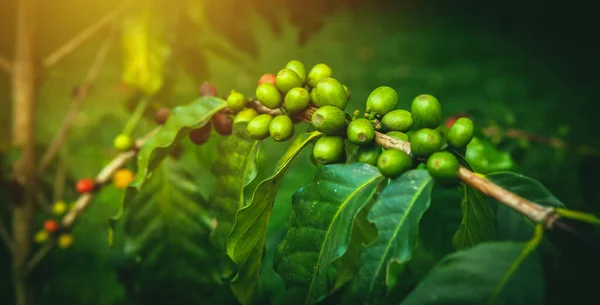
[0, 0, 599, 304]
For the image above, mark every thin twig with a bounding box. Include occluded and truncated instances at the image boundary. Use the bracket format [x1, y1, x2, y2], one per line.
[24, 128, 159, 277]
[42, 1, 133, 69]
[0, 56, 11, 74]
[38, 31, 117, 174]
[0, 218, 14, 253]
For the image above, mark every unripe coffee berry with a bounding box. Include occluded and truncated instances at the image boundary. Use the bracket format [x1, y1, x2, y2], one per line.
[227, 91, 247, 112]
[410, 128, 443, 158]
[233, 108, 258, 125]
[285, 60, 307, 85]
[256, 83, 283, 109]
[365, 86, 399, 117]
[269, 115, 294, 142]
[34, 230, 48, 243]
[52, 200, 68, 216]
[113, 134, 133, 151]
[343, 85, 350, 98]
[307, 63, 333, 88]
[347, 118, 375, 145]
[311, 105, 347, 135]
[189, 123, 211, 145]
[312, 135, 345, 164]
[76, 178, 95, 193]
[199, 81, 218, 97]
[113, 169, 135, 189]
[377, 149, 413, 179]
[386, 131, 409, 142]
[310, 89, 319, 105]
[357, 144, 382, 166]
[447, 117, 474, 149]
[314, 77, 348, 110]
[58, 234, 74, 249]
[258, 73, 277, 86]
[154, 108, 170, 125]
[213, 112, 234, 136]
[411, 94, 442, 129]
[284, 87, 311, 113]
[426, 151, 460, 184]
[276, 68, 303, 94]
[44, 219, 59, 234]
[247, 114, 273, 140]
[381, 109, 413, 132]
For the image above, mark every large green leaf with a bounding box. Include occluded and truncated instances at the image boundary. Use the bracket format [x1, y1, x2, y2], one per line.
[486, 172, 565, 241]
[109, 96, 226, 244]
[452, 186, 495, 250]
[401, 226, 546, 305]
[273, 163, 385, 305]
[357, 169, 434, 304]
[121, 157, 235, 304]
[226, 131, 322, 305]
[209, 123, 261, 250]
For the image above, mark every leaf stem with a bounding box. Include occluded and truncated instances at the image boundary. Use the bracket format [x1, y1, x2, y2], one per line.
[122, 96, 151, 136]
[554, 208, 600, 226]
[23, 127, 159, 277]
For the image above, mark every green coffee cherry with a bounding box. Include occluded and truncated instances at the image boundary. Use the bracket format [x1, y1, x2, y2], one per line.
[343, 85, 350, 98]
[347, 118, 375, 145]
[284, 87, 311, 113]
[269, 115, 294, 142]
[313, 135, 345, 164]
[410, 128, 443, 158]
[113, 134, 133, 151]
[411, 94, 442, 129]
[311, 105, 346, 135]
[285, 60, 307, 85]
[381, 109, 413, 132]
[386, 131, 409, 142]
[357, 144, 381, 166]
[447, 117, 474, 149]
[310, 89, 319, 105]
[307, 63, 333, 88]
[314, 78, 348, 110]
[256, 83, 282, 109]
[226, 91, 246, 112]
[247, 114, 273, 140]
[426, 151, 459, 184]
[276, 68, 303, 94]
[377, 149, 413, 178]
[233, 108, 258, 124]
[365, 86, 399, 116]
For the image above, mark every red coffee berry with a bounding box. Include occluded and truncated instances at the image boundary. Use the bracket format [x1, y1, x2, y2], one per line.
[44, 219, 59, 234]
[199, 81, 218, 97]
[213, 112, 233, 136]
[258, 73, 277, 86]
[155, 108, 171, 125]
[189, 123, 212, 145]
[76, 178, 95, 193]
[445, 116, 457, 128]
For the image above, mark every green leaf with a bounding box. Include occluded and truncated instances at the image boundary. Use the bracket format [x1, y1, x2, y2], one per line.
[273, 163, 385, 305]
[452, 185, 495, 250]
[209, 123, 261, 250]
[486, 172, 565, 241]
[121, 157, 234, 304]
[226, 131, 322, 305]
[401, 226, 546, 305]
[357, 169, 434, 304]
[109, 96, 226, 245]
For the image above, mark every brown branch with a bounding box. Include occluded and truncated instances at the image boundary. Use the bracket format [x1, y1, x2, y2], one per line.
[38, 31, 117, 174]
[23, 128, 159, 277]
[0, 56, 11, 74]
[42, 1, 133, 69]
[245, 102, 561, 228]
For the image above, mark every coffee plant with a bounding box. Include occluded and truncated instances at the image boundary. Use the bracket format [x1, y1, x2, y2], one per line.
[50, 59, 595, 305]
